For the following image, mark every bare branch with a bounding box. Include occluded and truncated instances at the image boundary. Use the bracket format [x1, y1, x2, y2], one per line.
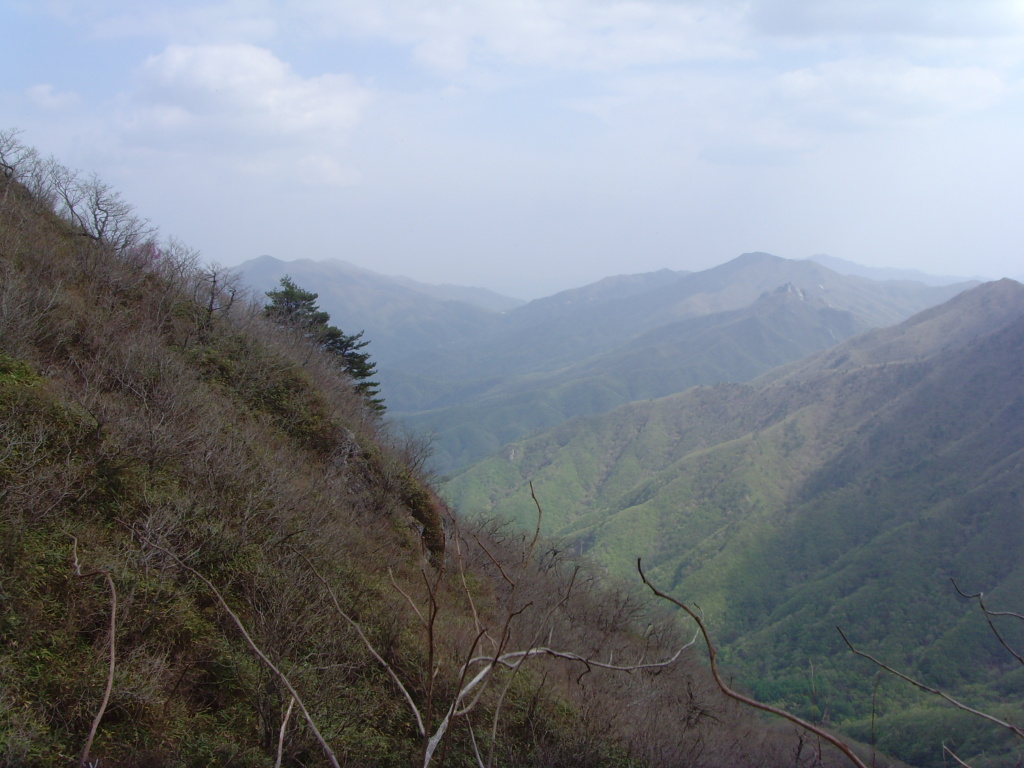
[525, 482, 543, 565]
[951, 579, 1024, 666]
[943, 744, 974, 768]
[638, 559, 869, 768]
[292, 548, 426, 738]
[837, 627, 1024, 740]
[80, 572, 117, 768]
[450, 518, 487, 639]
[389, 567, 427, 626]
[64, 535, 117, 768]
[474, 534, 516, 589]
[275, 696, 295, 768]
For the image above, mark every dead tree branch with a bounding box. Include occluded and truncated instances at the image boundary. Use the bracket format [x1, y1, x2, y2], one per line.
[638, 559, 869, 768]
[275, 696, 296, 768]
[837, 627, 1024, 740]
[951, 578, 1024, 667]
[66, 535, 117, 768]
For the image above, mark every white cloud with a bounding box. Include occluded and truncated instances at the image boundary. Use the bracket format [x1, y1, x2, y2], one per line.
[748, 0, 1024, 38]
[776, 59, 1007, 127]
[116, 44, 372, 183]
[105, 44, 376, 186]
[26, 84, 81, 110]
[297, 0, 747, 73]
[35, 0, 278, 44]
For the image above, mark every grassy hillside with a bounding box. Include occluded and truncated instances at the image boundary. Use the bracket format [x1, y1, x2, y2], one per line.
[447, 280, 1024, 767]
[0, 134, 876, 767]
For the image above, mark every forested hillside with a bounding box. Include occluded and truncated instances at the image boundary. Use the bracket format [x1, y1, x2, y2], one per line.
[0, 134, 878, 766]
[448, 279, 1024, 767]
[401, 283, 872, 471]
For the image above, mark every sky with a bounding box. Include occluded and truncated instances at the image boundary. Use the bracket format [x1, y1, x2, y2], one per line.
[3, 0, 1023, 298]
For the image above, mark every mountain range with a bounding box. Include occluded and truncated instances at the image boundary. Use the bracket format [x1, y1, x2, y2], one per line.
[446, 278, 1024, 767]
[13, 130, 1021, 768]
[239, 252, 976, 475]
[396, 254, 973, 472]
[237, 255, 522, 364]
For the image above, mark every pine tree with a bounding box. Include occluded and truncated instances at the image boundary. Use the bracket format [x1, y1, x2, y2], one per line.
[265, 276, 384, 411]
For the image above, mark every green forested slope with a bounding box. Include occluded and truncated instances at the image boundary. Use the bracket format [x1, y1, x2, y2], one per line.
[403, 283, 869, 472]
[447, 279, 1024, 767]
[382, 254, 971, 478]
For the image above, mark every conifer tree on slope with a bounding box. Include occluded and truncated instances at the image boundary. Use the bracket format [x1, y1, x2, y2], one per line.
[265, 276, 384, 411]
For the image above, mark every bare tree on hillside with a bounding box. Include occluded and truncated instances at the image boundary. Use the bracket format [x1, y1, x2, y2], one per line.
[136, 489, 695, 768]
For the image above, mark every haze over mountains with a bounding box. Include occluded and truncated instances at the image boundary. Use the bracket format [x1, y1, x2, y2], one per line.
[805, 254, 991, 287]
[238, 255, 522, 363]
[239, 252, 975, 474]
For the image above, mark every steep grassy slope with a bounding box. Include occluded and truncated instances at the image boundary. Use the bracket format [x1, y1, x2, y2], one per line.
[0, 142, 872, 767]
[447, 280, 1024, 767]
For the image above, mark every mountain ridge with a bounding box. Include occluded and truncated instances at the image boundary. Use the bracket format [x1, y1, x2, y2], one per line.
[380, 255, 973, 474]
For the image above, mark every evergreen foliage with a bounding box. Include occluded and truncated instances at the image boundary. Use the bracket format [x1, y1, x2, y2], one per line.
[265, 275, 385, 411]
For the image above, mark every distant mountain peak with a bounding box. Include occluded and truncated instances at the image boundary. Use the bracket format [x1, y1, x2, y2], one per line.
[733, 251, 785, 265]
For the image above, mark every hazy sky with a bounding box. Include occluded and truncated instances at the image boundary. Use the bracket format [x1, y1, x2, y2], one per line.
[4, 1, 1023, 297]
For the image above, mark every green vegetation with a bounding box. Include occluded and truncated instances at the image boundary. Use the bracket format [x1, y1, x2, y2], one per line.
[386, 255, 970, 474]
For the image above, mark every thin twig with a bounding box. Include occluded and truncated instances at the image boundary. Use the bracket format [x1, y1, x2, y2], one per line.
[524, 482, 544, 566]
[291, 548, 426, 739]
[275, 696, 295, 768]
[474, 534, 516, 589]
[66, 535, 117, 768]
[943, 744, 973, 768]
[80, 572, 117, 768]
[951, 579, 1024, 667]
[389, 567, 427, 626]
